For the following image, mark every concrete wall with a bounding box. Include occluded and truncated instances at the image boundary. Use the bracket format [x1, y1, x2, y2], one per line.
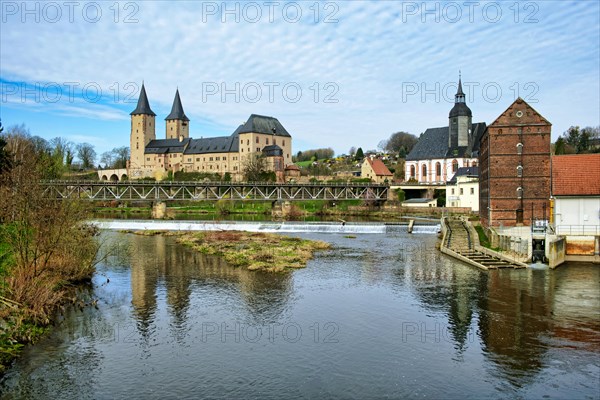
[554, 197, 600, 233]
[547, 237, 566, 268]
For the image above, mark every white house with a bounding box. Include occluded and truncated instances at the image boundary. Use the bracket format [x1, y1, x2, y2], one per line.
[551, 154, 600, 262]
[446, 166, 479, 211]
[405, 76, 486, 184]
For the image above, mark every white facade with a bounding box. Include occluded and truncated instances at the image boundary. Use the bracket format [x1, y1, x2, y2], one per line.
[553, 197, 600, 235]
[405, 157, 478, 184]
[447, 176, 479, 211]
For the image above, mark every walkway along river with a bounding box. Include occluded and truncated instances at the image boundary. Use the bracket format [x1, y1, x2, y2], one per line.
[0, 225, 598, 399]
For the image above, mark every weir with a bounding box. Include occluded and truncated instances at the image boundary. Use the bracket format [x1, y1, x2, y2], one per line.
[93, 220, 440, 234]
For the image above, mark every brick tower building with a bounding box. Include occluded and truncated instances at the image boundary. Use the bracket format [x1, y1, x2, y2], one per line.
[479, 98, 552, 227]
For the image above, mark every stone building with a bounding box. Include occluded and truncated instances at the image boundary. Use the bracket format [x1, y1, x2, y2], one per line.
[479, 98, 552, 227]
[405, 76, 486, 183]
[128, 84, 293, 181]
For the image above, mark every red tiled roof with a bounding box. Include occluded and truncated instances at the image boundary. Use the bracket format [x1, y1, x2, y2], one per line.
[552, 154, 600, 196]
[366, 158, 393, 176]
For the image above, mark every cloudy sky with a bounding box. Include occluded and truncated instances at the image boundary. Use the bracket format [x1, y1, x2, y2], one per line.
[1, 1, 599, 156]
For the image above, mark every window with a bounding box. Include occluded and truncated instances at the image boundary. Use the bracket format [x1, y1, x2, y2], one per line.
[266, 138, 269, 145]
[187, 158, 191, 162]
[517, 143, 523, 155]
[273, 139, 276, 145]
[517, 187, 523, 199]
[209, 157, 213, 161]
[256, 137, 259, 143]
[460, 188, 464, 195]
[196, 158, 200, 162]
[435, 162, 441, 179]
[470, 188, 474, 195]
[283, 140, 285, 146]
[422, 164, 427, 180]
[257, 147, 260, 152]
[146, 157, 150, 161]
[517, 165, 523, 177]
[223, 157, 227, 161]
[216, 157, 220, 161]
[451, 188, 455, 195]
[247, 139, 249, 145]
[410, 165, 416, 177]
[452, 159, 458, 172]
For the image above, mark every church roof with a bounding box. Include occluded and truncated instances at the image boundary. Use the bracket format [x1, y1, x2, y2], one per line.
[235, 114, 291, 137]
[165, 89, 189, 121]
[130, 83, 156, 116]
[145, 138, 190, 154]
[406, 122, 486, 161]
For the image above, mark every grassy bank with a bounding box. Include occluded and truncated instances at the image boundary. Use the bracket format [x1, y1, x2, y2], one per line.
[0, 132, 100, 374]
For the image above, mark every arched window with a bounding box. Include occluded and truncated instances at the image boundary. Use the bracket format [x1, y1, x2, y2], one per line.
[422, 164, 427, 181]
[435, 162, 441, 180]
[472, 161, 478, 167]
[517, 187, 523, 199]
[452, 159, 458, 172]
[410, 165, 416, 178]
[517, 143, 523, 155]
[517, 165, 523, 177]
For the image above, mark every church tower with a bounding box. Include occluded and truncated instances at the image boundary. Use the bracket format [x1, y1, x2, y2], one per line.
[165, 89, 189, 140]
[130, 83, 156, 169]
[449, 74, 472, 148]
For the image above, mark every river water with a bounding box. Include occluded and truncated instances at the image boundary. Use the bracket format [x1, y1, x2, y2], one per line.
[1, 228, 599, 399]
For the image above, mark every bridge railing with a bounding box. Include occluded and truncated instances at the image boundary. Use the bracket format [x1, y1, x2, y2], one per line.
[41, 180, 389, 187]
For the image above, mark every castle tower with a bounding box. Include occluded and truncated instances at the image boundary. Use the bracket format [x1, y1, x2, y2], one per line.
[130, 83, 156, 169]
[165, 89, 189, 140]
[449, 73, 472, 148]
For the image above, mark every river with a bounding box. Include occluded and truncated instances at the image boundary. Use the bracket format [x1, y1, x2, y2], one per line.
[1, 227, 599, 399]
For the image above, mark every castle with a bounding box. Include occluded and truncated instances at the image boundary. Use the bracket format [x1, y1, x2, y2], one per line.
[128, 84, 293, 181]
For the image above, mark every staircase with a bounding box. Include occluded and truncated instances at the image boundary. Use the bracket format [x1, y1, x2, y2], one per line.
[443, 218, 525, 269]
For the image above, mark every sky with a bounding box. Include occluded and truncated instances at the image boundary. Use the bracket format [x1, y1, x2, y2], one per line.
[1, 0, 599, 158]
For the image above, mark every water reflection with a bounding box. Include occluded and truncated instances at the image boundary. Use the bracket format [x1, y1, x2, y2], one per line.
[128, 234, 293, 341]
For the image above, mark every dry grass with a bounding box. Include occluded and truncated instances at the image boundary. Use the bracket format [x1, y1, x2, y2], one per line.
[175, 230, 331, 272]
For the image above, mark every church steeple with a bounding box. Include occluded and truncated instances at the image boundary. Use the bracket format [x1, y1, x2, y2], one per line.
[130, 83, 156, 116]
[165, 89, 189, 121]
[449, 72, 472, 148]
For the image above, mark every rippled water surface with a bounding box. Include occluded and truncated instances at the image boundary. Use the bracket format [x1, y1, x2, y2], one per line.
[1, 231, 599, 399]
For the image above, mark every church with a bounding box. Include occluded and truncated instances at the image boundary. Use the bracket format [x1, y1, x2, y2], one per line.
[404, 76, 487, 184]
[128, 84, 293, 180]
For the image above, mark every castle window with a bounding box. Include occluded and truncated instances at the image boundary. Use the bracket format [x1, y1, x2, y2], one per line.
[209, 157, 213, 161]
[146, 157, 150, 161]
[216, 157, 220, 161]
[187, 158, 191, 162]
[209, 165, 212, 169]
[247, 139, 249, 145]
[241, 149, 244, 153]
[283, 140, 285, 146]
[517, 187, 523, 199]
[223, 157, 227, 161]
[256, 137, 259, 143]
[257, 147, 260, 152]
[196, 158, 200, 162]
[266, 138, 269, 145]
[171, 127, 173, 131]
[517, 143, 523, 155]
[517, 165, 523, 177]
[136, 143, 138, 149]
[273, 139, 276, 145]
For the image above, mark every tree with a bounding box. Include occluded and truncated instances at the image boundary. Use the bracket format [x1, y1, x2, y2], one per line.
[242, 153, 268, 181]
[112, 146, 129, 169]
[348, 146, 356, 156]
[100, 151, 114, 168]
[554, 137, 566, 155]
[355, 147, 364, 161]
[76, 143, 96, 169]
[380, 131, 418, 155]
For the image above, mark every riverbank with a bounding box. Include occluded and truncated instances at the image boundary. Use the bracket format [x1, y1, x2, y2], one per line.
[92, 199, 462, 221]
[126, 230, 331, 272]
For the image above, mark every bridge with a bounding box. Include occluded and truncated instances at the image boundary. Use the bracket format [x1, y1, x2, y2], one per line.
[42, 181, 389, 202]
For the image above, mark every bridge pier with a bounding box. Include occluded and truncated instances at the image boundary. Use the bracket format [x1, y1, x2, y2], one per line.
[152, 201, 167, 219]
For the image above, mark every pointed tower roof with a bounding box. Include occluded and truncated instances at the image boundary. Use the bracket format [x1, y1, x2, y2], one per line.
[130, 83, 156, 116]
[449, 73, 472, 118]
[165, 89, 189, 121]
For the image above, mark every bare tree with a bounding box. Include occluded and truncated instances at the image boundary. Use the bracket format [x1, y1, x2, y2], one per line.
[76, 143, 96, 169]
[112, 146, 129, 168]
[242, 153, 268, 181]
[100, 151, 114, 168]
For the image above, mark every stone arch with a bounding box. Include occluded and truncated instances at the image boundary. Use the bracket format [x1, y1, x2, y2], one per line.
[101, 175, 108, 181]
[109, 174, 119, 182]
[121, 174, 128, 181]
